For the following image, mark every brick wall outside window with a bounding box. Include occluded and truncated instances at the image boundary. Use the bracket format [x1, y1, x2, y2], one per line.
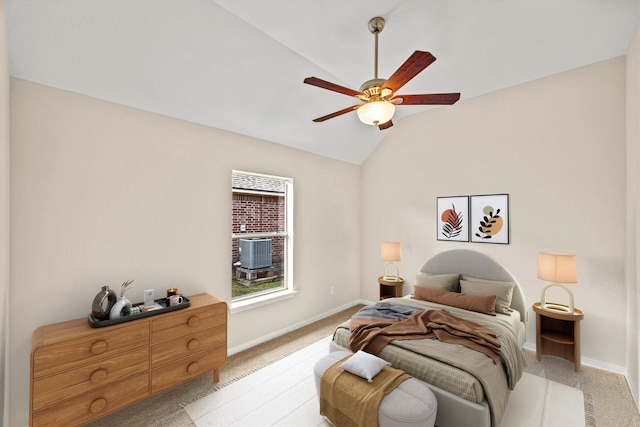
[232, 193, 285, 264]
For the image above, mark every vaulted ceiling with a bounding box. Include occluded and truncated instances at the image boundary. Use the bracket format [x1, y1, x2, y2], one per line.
[5, 0, 639, 164]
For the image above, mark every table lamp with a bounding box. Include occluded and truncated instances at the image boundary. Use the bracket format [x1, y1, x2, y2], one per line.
[381, 241, 402, 281]
[537, 251, 578, 313]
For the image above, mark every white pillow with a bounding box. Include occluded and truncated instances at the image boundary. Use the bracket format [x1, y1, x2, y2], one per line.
[339, 350, 390, 382]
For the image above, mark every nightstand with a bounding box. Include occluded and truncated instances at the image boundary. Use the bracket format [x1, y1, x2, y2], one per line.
[533, 302, 584, 372]
[378, 276, 404, 300]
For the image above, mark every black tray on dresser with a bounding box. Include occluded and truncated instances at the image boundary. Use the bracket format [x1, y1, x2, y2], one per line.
[88, 296, 191, 328]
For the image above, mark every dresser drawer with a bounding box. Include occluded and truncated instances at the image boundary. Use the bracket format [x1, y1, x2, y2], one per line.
[151, 346, 226, 394]
[32, 322, 149, 379]
[32, 372, 149, 427]
[151, 303, 226, 344]
[32, 347, 149, 412]
[151, 324, 226, 369]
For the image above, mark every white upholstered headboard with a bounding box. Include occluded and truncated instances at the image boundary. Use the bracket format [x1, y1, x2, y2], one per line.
[418, 249, 527, 322]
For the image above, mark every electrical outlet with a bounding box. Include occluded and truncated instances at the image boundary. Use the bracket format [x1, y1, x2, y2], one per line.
[330, 286, 335, 295]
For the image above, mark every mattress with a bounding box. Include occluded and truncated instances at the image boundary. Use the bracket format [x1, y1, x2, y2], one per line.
[332, 296, 526, 404]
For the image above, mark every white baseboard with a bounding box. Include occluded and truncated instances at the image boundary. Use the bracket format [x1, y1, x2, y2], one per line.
[522, 341, 626, 375]
[227, 299, 369, 356]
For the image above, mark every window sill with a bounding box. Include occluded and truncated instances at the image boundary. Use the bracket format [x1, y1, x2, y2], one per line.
[229, 289, 297, 314]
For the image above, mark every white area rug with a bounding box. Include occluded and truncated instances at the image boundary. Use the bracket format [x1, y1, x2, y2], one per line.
[185, 335, 585, 426]
[502, 370, 585, 426]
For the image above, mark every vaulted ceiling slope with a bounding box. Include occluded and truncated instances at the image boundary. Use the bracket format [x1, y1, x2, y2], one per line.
[5, 0, 639, 164]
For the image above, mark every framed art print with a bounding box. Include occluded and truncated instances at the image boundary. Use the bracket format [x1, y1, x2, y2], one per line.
[437, 196, 469, 242]
[470, 194, 509, 244]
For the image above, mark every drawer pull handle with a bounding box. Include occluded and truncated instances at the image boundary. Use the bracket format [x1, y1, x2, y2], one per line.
[89, 398, 107, 413]
[90, 369, 108, 383]
[90, 340, 108, 355]
[187, 316, 199, 327]
[187, 339, 199, 350]
[187, 362, 199, 374]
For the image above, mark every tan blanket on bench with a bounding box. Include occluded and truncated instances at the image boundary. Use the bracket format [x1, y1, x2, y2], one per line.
[320, 355, 410, 427]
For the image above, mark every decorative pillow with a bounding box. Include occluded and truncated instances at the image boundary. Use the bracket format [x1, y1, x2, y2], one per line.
[339, 350, 390, 382]
[415, 272, 460, 292]
[413, 285, 497, 315]
[460, 276, 515, 315]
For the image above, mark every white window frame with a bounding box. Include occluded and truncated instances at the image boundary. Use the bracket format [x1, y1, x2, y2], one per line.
[230, 171, 294, 313]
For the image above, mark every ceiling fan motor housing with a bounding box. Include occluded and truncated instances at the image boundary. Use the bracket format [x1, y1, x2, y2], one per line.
[359, 79, 393, 101]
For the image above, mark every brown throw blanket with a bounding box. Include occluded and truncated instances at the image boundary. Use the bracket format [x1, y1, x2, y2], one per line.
[349, 309, 502, 363]
[320, 356, 410, 427]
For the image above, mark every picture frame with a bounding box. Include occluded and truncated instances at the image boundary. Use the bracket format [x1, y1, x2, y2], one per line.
[470, 194, 509, 244]
[437, 196, 469, 242]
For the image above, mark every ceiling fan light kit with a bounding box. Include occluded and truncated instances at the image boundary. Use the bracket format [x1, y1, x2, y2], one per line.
[304, 16, 460, 130]
[357, 100, 395, 126]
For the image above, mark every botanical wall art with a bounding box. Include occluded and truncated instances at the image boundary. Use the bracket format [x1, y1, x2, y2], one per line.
[470, 194, 509, 244]
[437, 196, 469, 242]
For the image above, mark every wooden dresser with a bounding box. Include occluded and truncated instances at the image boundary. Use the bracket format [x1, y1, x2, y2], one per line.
[30, 293, 227, 426]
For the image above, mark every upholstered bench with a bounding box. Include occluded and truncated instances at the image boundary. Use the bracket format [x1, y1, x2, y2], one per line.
[314, 350, 437, 427]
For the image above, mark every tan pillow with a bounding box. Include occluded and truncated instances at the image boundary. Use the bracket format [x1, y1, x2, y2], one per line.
[413, 285, 496, 315]
[460, 277, 515, 315]
[415, 272, 460, 292]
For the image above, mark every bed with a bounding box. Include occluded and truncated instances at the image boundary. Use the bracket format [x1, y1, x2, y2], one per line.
[330, 249, 527, 427]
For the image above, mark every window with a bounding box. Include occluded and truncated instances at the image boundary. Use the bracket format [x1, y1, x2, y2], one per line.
[231, 171, 293, 309]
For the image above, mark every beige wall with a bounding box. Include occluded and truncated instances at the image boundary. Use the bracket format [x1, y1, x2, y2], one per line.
[9, 79, 361, 425]
[361, 57, 627, 369]
[627, 23, 640, 407]
[0, 0, 10, 424]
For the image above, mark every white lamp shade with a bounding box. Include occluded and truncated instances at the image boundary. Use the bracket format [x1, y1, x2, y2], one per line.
[537, 252, 578, 283]
[357, 101, 395, 125]
[380, 241, 402, 261]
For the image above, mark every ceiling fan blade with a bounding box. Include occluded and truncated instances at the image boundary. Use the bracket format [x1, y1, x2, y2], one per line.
[394, 93, 461, 105]
[304, 77, 361, 97]
[378, 120, 393, 130]
[312, 105, 360, 122]
[383, 51, 436, 93]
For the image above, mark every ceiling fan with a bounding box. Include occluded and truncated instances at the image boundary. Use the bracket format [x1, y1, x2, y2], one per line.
[304, 16, 460, 130]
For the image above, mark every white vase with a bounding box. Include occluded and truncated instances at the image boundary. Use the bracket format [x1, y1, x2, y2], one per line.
[109, 296, 132, 319]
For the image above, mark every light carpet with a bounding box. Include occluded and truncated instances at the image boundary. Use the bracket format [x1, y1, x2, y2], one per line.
[184, 335, 585, 427]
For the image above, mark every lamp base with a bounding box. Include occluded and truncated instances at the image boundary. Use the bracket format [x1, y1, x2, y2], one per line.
[383, 262, 400, 283]
[541, 283, 575, 314]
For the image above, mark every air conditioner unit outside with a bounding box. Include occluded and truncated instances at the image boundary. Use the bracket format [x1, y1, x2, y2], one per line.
[239, 238, 273, 269]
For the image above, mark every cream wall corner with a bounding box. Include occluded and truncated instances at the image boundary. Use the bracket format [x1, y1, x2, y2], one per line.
[0, 0, 10, 425]
[361, 56, 627, 370]
[626, 22, 640, 408]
